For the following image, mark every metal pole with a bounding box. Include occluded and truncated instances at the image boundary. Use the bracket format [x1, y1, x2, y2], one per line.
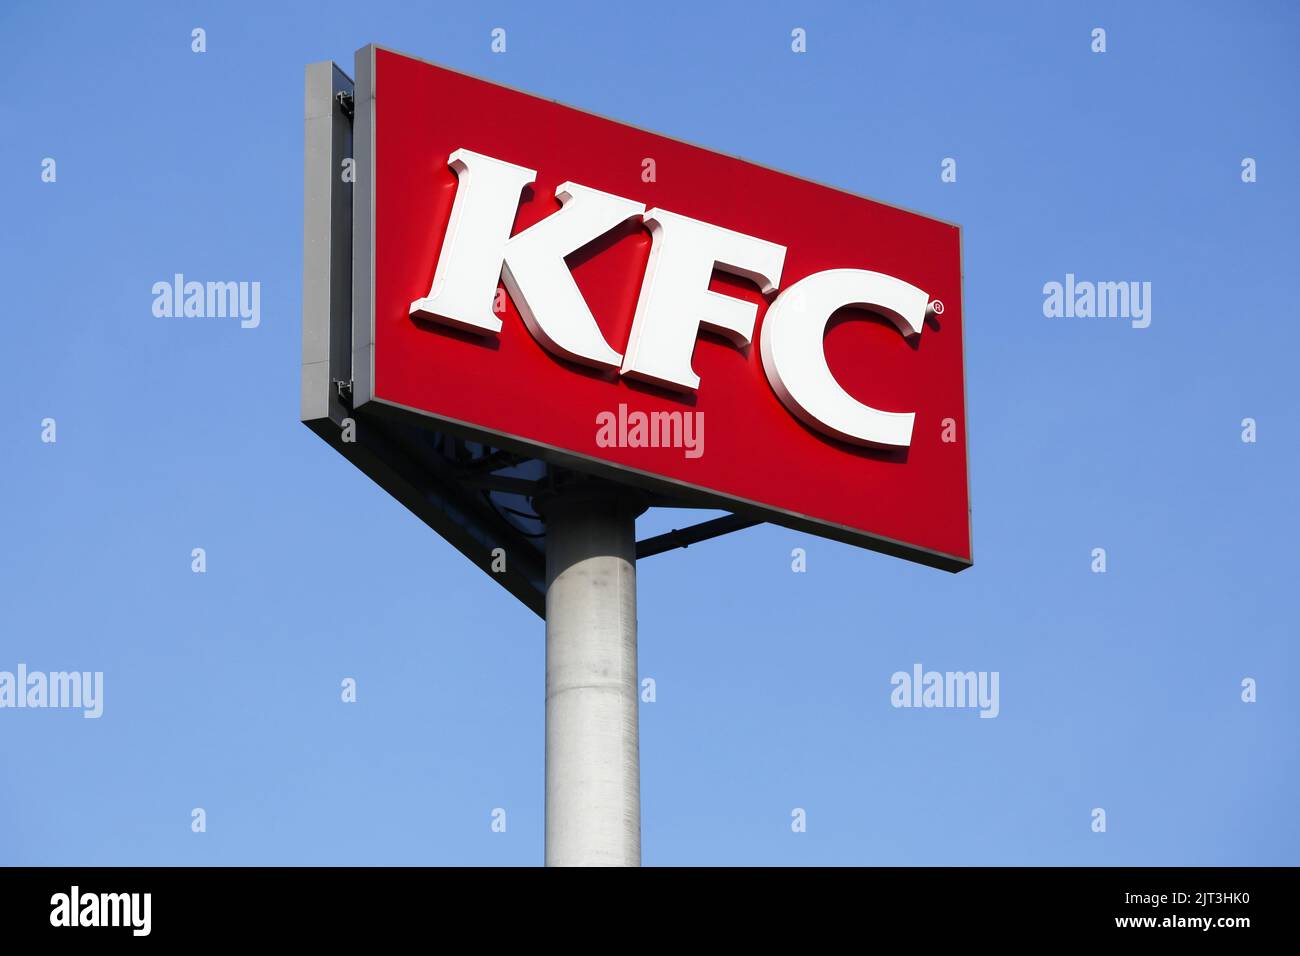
[541, 489, 642, 867]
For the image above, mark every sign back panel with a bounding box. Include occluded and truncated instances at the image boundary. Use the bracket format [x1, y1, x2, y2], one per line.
[352, 45, 971, 570]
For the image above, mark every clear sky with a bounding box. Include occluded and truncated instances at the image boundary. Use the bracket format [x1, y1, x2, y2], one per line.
[2, 0, 1296, 866]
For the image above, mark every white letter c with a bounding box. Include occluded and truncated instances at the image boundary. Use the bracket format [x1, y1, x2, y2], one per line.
[759, 269, 929, 449]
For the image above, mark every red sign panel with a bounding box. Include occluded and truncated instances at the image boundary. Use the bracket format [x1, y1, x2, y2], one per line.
[354, 46, 971, 570]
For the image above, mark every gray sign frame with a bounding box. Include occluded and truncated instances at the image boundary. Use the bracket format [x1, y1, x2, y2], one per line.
[302, 60, 553, 615]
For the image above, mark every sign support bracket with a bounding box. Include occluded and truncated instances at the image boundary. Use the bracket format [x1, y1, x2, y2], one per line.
[635, 513, 760, 559]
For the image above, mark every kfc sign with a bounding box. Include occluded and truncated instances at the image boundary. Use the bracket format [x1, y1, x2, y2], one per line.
[352, 46, 971, 570]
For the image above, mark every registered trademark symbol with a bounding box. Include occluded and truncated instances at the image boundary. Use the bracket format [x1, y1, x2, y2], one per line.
[929, 299, 945, 315]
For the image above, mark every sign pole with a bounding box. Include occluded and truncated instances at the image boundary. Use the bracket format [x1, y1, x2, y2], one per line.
[538, 484, 644, 867]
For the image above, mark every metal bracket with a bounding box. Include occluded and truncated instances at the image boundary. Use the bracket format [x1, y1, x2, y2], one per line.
[458, 473, 546, 497]
[636, 514, 760, 559]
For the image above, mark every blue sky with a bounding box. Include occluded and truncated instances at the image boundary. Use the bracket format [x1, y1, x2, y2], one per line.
[2, 0, 1296, 865]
